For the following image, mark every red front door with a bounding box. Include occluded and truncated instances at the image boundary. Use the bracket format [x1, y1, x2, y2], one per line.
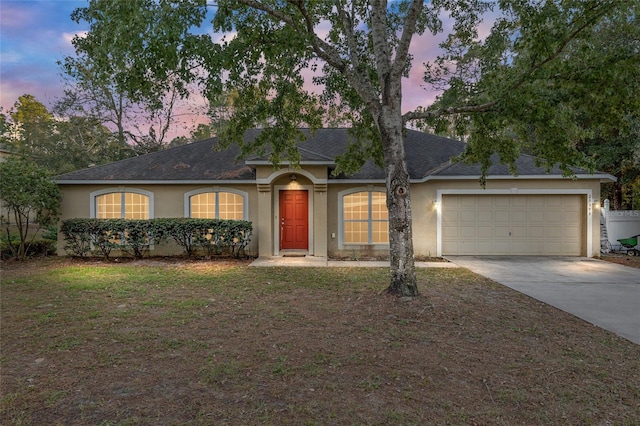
[279, 190, 309, 250]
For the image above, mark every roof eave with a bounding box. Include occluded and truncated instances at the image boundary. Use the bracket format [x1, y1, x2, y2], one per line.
[56, 179, 258, 185]
[244, 160, 337, 166]
[419, 173, 616, 182]
[56, 173, 617, 186]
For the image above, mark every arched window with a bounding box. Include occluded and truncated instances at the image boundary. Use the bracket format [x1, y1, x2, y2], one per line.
[186, 189, 247, 220]
[340, 189, 389, 245]
[91, 189, 153, 219]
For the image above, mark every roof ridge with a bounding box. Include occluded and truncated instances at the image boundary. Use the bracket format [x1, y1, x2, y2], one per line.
[426, 159, 457, 176]
[297, 145, 335, 161]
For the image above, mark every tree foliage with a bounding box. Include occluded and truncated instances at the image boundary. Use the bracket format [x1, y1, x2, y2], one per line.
[3, 94, 133, 175]
[420, 1, 640, 182]
[55, 115, 134, 172]
[0, 157, 62, 259]
[61, 0, 209, 155]
[6, 95, 56, 165]
[69, 0, 638, 295]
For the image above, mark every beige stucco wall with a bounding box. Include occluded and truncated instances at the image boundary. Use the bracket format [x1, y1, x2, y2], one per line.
[57, 183, 260, 257]
[326, 177, 602, 258]
[326, 181, 440, 258]
[57, 175, 603, 259]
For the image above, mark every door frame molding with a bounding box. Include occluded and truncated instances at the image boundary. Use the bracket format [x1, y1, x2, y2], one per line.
[274, 185, 314, 256]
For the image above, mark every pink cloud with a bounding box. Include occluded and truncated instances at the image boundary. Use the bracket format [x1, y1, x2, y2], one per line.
[0, 2, 37, 31]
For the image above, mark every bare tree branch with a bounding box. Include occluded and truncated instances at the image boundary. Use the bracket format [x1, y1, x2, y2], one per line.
[288, 0, 381, 117]
[390, 0, 423, 82]
[402, 100, 498, 124]
[370, 0, 392, 85]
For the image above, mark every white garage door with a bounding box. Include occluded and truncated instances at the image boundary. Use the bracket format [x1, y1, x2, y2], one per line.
[442, 194, 584, 255]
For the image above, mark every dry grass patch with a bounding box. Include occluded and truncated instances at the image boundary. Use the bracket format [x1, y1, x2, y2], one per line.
[1, 258, 639, 425]
[600, 253, 640, 269]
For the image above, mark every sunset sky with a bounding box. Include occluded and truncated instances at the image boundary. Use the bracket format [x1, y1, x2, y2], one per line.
[1, 1, 85, 111]
[1, 0, 472, 138]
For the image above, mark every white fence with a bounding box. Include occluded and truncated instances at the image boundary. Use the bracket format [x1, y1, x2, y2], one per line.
[601, 200, 640, 252]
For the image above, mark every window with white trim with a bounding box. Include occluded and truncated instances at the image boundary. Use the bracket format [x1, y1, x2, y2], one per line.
[188, 190, 246, 220]
[95, 191, 150, 219]
[342, 190, 389, 244]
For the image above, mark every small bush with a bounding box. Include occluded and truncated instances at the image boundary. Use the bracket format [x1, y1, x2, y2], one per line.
[60, 219, 90, 257]
[1, 237, 55, 260]
[41, 225, 58, 242]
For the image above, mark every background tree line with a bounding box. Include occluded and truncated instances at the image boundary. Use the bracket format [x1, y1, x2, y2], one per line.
[0, 93, 216, 176]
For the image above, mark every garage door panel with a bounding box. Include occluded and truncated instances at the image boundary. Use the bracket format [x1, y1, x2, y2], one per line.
[527, 241, 545, 253]
[494, 241, 511, 252]
[460, 211, 475, 223]
[511, 241, 529, 253]
[443, 226, 458, 238]
[511, 215, 527, 223]
[545, 242, 563, 253]
[495, 226, 510, 237]
[442, 194, 584, 256]
[495, 197, 510, 207]
[477, 226, 493, 238]
[546, 211, 563, 222]
[562, 240, 579, 250]
[546, 197, 562, 207]
[495, 211, 510, 222]
[443, 210, 459, 223]
[528, 225, 544, 237]
[459, 197, 476, 208]
[511, 226, 527, 238]
[442, 241, 459, 253]
[458, 240, 476, 253]
[476, 241, 492, 252]
[545, 226, 563, 237]
[528, 197, 545, 208]
[478, 211, 493, 222]
[527, 211, 544, 222]
[563, 226, 581, 238]
[459, 226, 476, 238]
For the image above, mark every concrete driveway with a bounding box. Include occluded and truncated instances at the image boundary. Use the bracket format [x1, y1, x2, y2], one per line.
[446, 256, 640, 345]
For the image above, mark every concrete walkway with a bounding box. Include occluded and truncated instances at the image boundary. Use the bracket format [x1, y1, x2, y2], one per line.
[249, 256, 460, 268]
[446, 256, 640, 345]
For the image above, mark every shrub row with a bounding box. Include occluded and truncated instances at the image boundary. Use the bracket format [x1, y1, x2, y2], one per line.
[60, 218, 252, 260]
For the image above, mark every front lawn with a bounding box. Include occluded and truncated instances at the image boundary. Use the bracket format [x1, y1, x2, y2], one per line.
[2, 258, 639, 425]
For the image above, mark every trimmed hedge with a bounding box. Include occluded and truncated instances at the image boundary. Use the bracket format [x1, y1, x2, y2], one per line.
[61, 218, 252, 260]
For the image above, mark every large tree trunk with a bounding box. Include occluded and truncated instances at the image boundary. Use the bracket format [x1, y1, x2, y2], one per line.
[379, 119, 418, 297]
[612, 180, 624, 210]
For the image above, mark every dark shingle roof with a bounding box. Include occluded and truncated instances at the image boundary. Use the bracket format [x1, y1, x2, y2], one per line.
[243, 128, 467, 180]
[56, 138, 255, 182]
[429, 153, 591, 177]
[55, 128, 606, 183]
